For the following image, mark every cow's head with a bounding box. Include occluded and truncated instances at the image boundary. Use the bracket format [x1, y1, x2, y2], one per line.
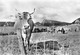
[16, 8, 35, 21]
[22, 12, 30, 20]
[22, 8, 35, 20]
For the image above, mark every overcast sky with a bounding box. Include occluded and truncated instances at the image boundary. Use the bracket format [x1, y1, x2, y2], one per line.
[0, 0, 80, 23]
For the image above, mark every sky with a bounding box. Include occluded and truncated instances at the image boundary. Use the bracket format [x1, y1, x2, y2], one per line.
[0, 0, 80, 23]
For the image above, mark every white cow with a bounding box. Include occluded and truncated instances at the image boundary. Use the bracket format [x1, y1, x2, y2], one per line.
[55, 26, 63, 33]
[62, 26, 71, 33]
[14, 8, 35, 50]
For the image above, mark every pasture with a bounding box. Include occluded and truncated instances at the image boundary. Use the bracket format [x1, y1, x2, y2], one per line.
[29, 24, 80, 55]
[0, 24, 80, 55]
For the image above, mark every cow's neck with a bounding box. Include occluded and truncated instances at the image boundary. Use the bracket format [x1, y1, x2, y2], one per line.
[14, 18, 27, 31]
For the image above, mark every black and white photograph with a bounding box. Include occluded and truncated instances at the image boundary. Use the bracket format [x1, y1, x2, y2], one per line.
[0, 0, 80, 55]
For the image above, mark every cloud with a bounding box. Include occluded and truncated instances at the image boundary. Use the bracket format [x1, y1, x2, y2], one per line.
[0, 0, 80, 23]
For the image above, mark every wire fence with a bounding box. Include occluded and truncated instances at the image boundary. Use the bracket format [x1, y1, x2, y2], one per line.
[25, 36, 71, 55]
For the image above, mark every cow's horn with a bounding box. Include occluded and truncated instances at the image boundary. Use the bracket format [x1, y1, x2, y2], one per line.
[30, 8, 35, 15]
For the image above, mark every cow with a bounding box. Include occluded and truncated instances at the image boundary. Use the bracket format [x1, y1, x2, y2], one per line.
[22, 9, 35, 50]
[55, 26, 65, 34]
[14, 8, 35, 51]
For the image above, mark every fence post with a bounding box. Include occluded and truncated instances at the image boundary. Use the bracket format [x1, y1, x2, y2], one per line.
[44, 36, 46, 55]
[36, 41, 37, 55]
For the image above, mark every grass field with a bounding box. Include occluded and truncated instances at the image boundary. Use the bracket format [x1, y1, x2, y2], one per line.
[29, 24, 80, 55]
[28, 31, 80, 55]
[0, 24, 80, 55]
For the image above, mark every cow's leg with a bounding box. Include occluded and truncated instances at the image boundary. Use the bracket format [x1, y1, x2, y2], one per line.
[22, 33, 27, 46]
[27, 39, 30, 50]
[26, 28, 33, 51]
[27, 32, 32, 51]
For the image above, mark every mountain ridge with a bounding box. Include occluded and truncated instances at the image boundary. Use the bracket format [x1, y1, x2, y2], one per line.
[35, 19, 72, 26]
[72, 18, 80, 24]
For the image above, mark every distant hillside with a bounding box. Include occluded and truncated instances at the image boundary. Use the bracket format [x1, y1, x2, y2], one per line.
[34, 22, 42, 26]
[72, 18, 80, 24]
[0, 22, 15, 27]
[35, 19, 71, 26]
